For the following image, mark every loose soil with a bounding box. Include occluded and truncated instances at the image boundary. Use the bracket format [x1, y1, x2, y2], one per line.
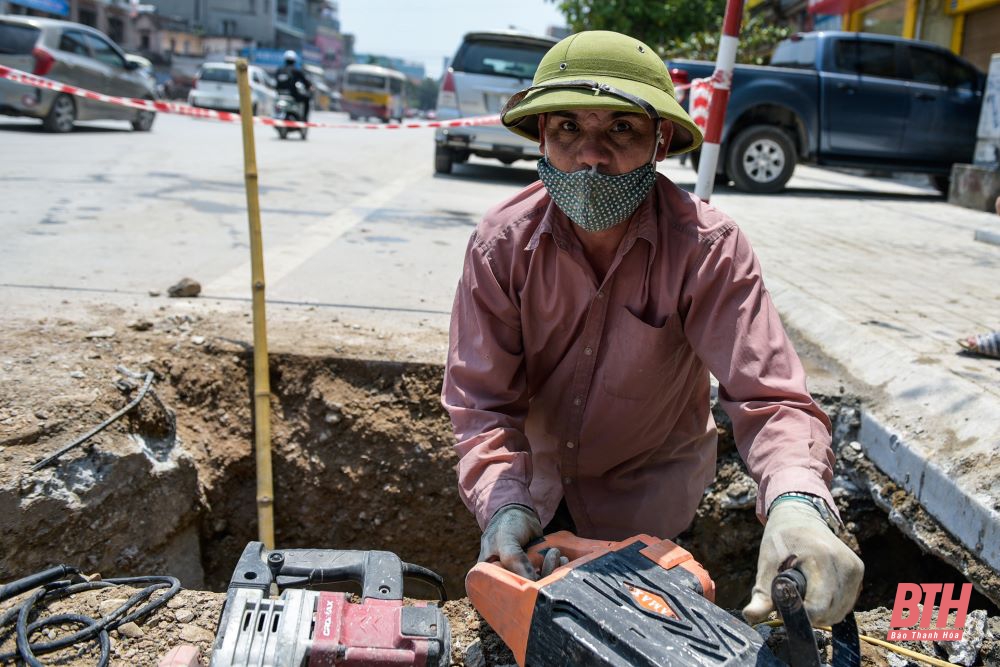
[1, 301, 998, 666]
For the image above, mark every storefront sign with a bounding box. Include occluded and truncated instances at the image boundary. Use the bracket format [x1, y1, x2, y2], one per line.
[807, 0, 882, 14]
[9, 0, 69, 16]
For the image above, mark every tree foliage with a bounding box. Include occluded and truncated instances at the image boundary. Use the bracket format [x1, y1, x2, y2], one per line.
[665, 14, 793, 65]
[547, 1, 792, 66]
[547, 0, 727, 46]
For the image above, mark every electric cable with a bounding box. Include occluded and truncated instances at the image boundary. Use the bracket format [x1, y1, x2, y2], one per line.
[762, 618, 958, 667]
[0, 572, 180, 666]
[31, 370, 155, 471]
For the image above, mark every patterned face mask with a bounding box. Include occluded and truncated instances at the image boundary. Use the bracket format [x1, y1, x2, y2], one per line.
[537, 157, 657, 233]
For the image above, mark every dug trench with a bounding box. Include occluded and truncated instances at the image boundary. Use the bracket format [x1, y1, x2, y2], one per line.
[1, 325, 999, 665]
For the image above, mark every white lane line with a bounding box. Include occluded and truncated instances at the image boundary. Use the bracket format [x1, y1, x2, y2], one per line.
[204, 170, 424, 297]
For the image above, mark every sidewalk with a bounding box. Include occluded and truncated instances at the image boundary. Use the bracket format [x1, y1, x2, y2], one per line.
[661, 160, 1000, 574]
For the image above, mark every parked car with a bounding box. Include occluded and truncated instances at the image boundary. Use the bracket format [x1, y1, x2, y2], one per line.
[188, 62, 276, 116]
[434, 30, 557, 174]
[668, 31, 985, 193]
[0, 15, 158, 132]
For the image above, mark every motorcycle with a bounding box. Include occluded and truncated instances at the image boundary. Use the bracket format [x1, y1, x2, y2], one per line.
[274, 82, 308, 141]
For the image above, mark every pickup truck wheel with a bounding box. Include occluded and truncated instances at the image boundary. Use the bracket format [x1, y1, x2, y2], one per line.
[434, 145, 453, 174]
[727, 125, 796, 194]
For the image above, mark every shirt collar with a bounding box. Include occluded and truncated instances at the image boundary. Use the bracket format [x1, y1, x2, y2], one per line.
[525, 198, 575, 252]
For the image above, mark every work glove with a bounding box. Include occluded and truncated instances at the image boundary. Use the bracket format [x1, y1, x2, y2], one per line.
[477, 504, 565, 581]
[743, 498, 864, 627]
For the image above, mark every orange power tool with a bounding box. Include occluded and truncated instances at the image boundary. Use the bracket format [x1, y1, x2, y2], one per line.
[466, 532, 783, 667]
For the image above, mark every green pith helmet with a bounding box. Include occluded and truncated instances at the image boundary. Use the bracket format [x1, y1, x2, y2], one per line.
[501, 30, 703, 156]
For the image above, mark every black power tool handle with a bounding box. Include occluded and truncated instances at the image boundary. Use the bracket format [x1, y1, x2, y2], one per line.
[226, 542, 405, 601]
[772, 569, 822, 667]
[771, 567, 861, 667]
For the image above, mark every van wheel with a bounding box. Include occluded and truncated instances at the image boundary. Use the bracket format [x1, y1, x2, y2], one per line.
[726, 124, 796, 194]
[434, 145, 453, 174]
[42, 94, 75, 133]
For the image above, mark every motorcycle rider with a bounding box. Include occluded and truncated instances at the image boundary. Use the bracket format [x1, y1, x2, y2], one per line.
[275, 50, 313, 122]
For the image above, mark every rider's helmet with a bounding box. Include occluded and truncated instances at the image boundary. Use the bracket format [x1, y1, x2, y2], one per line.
[283, 50, 298, 65]
[500, 30, 703, 156]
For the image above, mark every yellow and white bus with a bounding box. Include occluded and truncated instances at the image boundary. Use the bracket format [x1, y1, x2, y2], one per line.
[342, 63, 407, 123]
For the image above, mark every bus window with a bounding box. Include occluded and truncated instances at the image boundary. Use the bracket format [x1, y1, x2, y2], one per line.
[346, 72, 386, 89]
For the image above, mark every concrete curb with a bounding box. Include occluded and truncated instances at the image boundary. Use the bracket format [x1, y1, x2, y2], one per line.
[858, 411, 1000, 573]
[767, 279, 1000, 574]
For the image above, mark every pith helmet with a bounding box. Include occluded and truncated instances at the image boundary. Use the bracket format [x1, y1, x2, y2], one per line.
[501, 30, 703, 156]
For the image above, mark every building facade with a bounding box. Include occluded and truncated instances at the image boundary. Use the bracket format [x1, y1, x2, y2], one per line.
[752, 0, 1000, 70]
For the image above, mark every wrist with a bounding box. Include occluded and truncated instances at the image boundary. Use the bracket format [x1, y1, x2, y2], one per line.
[769, 492, 840, 532]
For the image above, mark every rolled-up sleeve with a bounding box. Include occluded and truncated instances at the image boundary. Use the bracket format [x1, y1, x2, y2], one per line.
[442, 233, 534, 530]
[680, 225, 838, 523]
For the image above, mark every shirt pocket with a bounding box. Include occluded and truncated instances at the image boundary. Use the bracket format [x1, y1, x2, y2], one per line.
[599, 306, 687, 401]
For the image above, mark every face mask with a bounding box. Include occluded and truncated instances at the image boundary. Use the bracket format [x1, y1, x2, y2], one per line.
[537, 157, 657, 233]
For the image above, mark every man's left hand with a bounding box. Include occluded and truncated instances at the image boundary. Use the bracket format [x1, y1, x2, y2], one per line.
[742, 499, 864, 627]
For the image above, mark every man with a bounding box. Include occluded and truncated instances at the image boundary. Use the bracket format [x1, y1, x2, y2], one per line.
[275, 50, 312, 122]
[441, 30, 863, 626]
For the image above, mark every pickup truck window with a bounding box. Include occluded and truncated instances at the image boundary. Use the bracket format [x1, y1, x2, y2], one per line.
[771, 37, 816, 69]
[906, 46, 978, 90]
[834, 40, 901, 79]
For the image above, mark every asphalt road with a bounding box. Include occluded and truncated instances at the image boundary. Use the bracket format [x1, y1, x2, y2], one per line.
[0, 108, 942, 332]
[0, 110, 539, 325]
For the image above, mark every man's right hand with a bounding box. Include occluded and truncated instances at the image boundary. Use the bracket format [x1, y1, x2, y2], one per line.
[477, 504, 544, 580]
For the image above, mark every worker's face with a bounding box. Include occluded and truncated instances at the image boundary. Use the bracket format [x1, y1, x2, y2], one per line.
[537, 109, 671, 175]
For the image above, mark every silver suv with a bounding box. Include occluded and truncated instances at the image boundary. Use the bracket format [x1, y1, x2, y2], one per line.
[0, 16, 157, 132]
[434, 30, 556, 174]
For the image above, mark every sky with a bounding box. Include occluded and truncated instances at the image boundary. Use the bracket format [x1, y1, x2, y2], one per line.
[338, 0, 568, 80]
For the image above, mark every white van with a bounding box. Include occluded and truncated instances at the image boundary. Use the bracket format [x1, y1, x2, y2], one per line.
[188, 62, 276, 115]
[434, 31, 556, 174]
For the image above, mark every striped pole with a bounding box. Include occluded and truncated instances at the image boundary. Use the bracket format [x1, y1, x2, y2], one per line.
[694, 0, 745, 202]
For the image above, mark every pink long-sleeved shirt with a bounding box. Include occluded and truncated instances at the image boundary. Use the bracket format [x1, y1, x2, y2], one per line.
[442, 174, 836, 540]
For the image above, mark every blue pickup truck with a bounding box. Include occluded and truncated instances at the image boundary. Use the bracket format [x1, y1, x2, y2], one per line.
[668, 31, 985, 193]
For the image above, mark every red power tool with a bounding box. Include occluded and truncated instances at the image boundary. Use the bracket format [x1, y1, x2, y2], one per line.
[211, 542, 451, 666]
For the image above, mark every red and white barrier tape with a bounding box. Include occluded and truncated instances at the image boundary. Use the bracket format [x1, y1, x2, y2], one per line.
[0, 64, 501, 130]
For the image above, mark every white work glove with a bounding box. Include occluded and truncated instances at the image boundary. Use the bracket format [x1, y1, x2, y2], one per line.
[477, 504, 564, 581]
[743, 498, 864, 627]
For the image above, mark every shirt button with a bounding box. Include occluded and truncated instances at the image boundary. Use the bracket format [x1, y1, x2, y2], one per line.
[573, 397, 582, 406]
[584, 346, 593, 356]
[596, 291, 604, 299]
[563, 477, 573, 485]
[566, 441, 575, 449]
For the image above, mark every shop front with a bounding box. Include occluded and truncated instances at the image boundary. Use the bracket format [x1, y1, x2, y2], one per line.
[807, 0, 1000, 69]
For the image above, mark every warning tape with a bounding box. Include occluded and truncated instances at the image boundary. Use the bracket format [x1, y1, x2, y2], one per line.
[0, 64, 501, 130]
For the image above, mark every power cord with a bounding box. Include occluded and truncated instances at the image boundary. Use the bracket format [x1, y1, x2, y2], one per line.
[0, 566, 180, 667]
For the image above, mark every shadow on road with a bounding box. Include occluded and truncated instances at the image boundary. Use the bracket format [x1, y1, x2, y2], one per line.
[434, 162, 538, 187]
[670, 180, 942, 202]
[0, 122, 130, 134]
